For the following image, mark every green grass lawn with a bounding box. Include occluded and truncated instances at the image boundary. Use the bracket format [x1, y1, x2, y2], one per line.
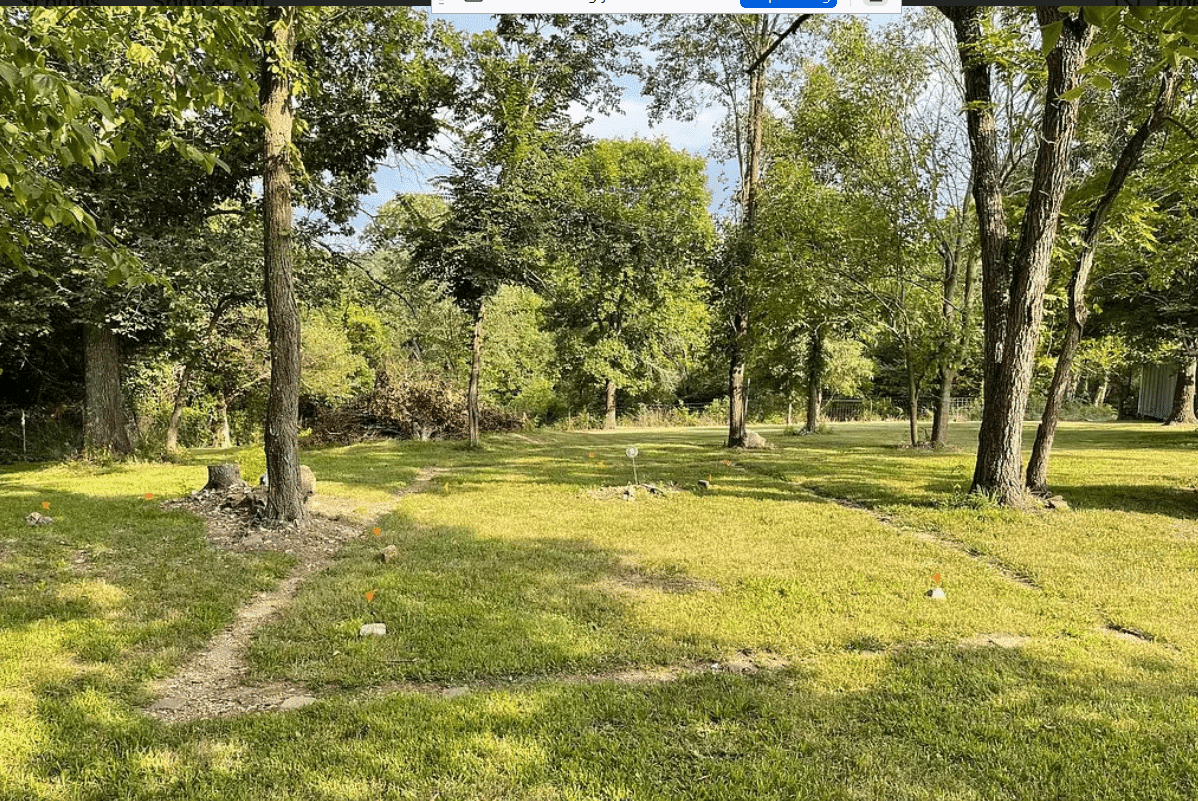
[3, 422, 1198, 799]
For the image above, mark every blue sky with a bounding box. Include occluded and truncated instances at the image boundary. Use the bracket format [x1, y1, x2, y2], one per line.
[351, 12, 899, 238]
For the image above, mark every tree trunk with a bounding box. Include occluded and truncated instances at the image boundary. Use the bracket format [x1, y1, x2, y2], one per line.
[261, 6, 304, 524]
[906, 348, 919, 447]
[804, 327, 824, 434]
[786, 401, 793, 428]
[727, 20, 770, 450]
[1166, 357, 1198, 426]
[84, 323, 133, 457]
[217, 392, 232, 448]
[727, 312, 748, 447]
[1025, 67, 1179, 493]
[931, 367, 956, 448]
[203, 463, 244, 491]
[1093, 378, 1108, 407]
[467, 300, 485, 447]
[944, 7, 1093, 505]
[165, 362, 194, 452]
[604, 377, 617, 430]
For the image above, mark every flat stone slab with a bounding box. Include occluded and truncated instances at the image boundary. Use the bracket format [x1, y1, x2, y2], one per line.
[149, 696, 188, 711]
[359, 623, 386, 637]
[279, 695, 317, 711]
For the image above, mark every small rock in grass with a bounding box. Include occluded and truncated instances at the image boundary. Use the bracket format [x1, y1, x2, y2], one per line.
[927, 587, 946, 601]
[697, 479, 710, 490]
[380, 544, 399, 563]
[241, 534, 265, 548]
[442, 686, 470, 699]
[25, 512, 53, 526]
[1046, 495, 1070, 511]
[359, 623, 386, 637]
[279, 696, 317, 711]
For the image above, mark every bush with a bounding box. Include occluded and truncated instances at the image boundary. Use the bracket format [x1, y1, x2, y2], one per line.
[308, 373, 522, 445]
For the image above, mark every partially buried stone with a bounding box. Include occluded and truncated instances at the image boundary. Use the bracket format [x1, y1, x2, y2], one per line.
[927, 587, 946, 601]
[25, 512, 53, 526]
[1046, 495, 1070, 511]
[380, 544, 399, 563]
[697, 479, 710, 490]
[279, 696, 317, 711]
[359, 623, 386, 637]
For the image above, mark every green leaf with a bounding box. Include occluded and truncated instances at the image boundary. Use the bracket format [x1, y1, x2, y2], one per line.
[1059, 86, 1085, 102]
[1041, 21, 1063, 57]
[1090, 75, 1112, 91]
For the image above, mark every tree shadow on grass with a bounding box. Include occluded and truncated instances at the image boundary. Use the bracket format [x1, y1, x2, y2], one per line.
[20, 641, 1198, 800]
[1045, 483, 1198, 519]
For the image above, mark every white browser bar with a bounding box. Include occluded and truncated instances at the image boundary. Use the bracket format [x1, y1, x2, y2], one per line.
[433, 0, 899, 14]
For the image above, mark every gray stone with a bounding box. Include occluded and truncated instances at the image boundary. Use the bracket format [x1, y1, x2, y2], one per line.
[241, 534, 265, 548]
[441, 686, 470, 699]
[697, 480, 710, 490]
[927, 587, 946, 601]
[1046, 495, 1070, 511]
[359, 623, 387, 637]
[743, 430, 772, 450]
[279, 695, 317, 711]
[380, 544, 400, 563]
[25, 512, 53, 526]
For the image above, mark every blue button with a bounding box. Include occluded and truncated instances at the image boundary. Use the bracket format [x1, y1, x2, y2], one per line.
[740, 0, 834, 7]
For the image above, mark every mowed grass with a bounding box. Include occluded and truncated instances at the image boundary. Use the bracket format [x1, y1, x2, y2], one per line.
[2, 421, 1198, 799]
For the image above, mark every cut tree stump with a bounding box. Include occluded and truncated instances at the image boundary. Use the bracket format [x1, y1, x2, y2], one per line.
[204, 463, 245, 491]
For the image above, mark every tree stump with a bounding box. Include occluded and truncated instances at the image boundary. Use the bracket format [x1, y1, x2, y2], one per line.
[204, 463, 245, 490]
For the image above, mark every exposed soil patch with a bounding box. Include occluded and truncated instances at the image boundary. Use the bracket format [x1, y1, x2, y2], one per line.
[147, 467, 447, 723]
[583, 483, 684, 502]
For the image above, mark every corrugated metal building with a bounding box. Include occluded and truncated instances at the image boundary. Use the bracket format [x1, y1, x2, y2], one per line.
[1138, 363, 1176, 420]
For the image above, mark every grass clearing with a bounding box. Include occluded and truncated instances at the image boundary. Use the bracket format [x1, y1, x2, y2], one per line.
[3, 422, 1198, 798]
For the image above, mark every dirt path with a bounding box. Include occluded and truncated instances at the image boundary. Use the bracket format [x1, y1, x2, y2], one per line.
[147, 466, 449, 722]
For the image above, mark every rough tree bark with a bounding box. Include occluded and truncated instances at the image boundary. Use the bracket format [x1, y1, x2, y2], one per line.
[1166, 355, 1198, 426]
[604, 377, 617, 430]
[203, 463, 244, 490]
[942, 7, 1093, 505]
[261, 6, 304, 523]
[1025, 69, 1179, 493]
[467, 300, 485, 447]
[84, 323, 133, 457]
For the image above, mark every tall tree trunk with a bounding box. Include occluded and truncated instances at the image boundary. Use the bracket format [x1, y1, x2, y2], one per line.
[217, 391, 232, 448]
[604, 377, 617, 430]
[1093, 378, 1109, 407]
[805, 326, 824, 434]
[165, 362, 194, 452]
[1166, 356, 1198, 426]
[1026, 68, 1179, 493]
[727, 312, 748, 447]
[84, 323, 133, 457]
[261, 6, 304, 523]
[906, 350, 919, 448]
[943, 7, 1093, 504]
[727, 19, 769, 450]
[467, 300, 485, 447]
[786, 401, 793, 428]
